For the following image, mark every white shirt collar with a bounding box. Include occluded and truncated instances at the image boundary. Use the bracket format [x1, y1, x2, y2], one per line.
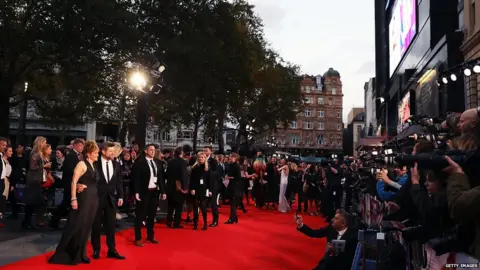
[101, 156, 110, 163]
[337, 227, 348, 237]
[146, 156, 153, 161]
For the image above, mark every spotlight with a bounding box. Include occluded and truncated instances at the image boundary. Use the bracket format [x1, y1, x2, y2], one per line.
[450, 74, 457, 81]
[473, 65, 480, 73]
[436, 79, 441, 86]
[442, 77, 448, 84]
[464, 68, 472, 76]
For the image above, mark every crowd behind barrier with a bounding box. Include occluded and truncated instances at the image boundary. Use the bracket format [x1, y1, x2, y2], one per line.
[349, 179, 480, 269]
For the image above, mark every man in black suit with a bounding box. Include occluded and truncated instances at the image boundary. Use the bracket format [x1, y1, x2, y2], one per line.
[203, 146, 220, 227]
[91, 142, 125, 259]
[132, 144, 167, 247]
[50, 139, 85, 228]
[165, 147, 188, 229]
[295, 209, 358, 270]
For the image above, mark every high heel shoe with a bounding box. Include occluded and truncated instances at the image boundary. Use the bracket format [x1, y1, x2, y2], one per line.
[21, 221, 33, 230]
[202, 225, 208, 231]
[224, 219, 238, 224]
[209, 221, 218, 227]
[193, 224, 198, 230]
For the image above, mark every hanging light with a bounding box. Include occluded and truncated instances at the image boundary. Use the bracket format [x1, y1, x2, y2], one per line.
[473, 64, 480, 73]
[450, 74, 457, 81]
[464, 68, 472, 76]
[442, 77, 448, 84]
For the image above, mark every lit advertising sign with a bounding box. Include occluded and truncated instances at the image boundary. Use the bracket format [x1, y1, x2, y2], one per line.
[389, 0, 417, 76]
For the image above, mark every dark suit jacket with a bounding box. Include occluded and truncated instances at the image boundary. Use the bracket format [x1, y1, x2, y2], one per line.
[131, 157, 166, 199]
[62, 150, 81, 199]
[207, 157, 220, 193]
[226, 162, 243, 197]
[95, 158, 124, 208]
[165, 157, 188, 202]
[189, 164, 213, 199]
[297, 224, 357, 270]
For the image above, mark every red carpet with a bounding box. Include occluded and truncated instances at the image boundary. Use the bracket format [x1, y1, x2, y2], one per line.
[1, 204, 326, 270]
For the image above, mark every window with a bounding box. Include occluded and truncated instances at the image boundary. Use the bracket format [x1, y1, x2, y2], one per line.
[306, 139, 312, 145]
[328, 98, 333, 105]
[305, 86, 311, 93]
[305, 109, 312, 117]
[337, 134, 341, 139]
[337, 124, 341, 130]
[290, 121, 297, 129]
[162, 131, 171, 141]
[319, 110, 324, 117]
[337, 111, 341, 118]
[305, 97, 313, 104]
[471, 1, 476, 30]
[319, 121, 324, 130]
[303, 121, 313, 129]
[316, 135, 324, 145]
[291, 134, 299, 144]
[332, 88, 337, 95]
[318, 97, 324, 104]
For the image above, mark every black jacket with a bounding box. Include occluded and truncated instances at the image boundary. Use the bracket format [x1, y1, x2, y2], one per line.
[95, 158, 124, 208]
[132, 157, 166, 198]
[297, 224, 357, 270]
[189, 164, 213, 199]
[166, 157, 188, 202]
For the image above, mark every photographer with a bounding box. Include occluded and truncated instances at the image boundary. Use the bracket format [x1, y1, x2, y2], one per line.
[294, 209, 358, 270]
[445, 156, 480, 258]
[375, 165, 408, 202]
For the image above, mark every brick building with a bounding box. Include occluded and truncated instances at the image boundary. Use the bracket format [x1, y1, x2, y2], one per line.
[256, 68, 344, 155]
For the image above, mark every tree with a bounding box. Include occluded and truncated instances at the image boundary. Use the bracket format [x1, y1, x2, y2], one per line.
[0, 0, 140, 137]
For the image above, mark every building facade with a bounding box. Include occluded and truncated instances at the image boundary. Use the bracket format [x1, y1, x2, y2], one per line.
[375, 0, 465, 137]
[461, 0, 480, 108]
[257, 68, 344, 155]
[344, 108, 365, 156]
[364, 78, 378, 136]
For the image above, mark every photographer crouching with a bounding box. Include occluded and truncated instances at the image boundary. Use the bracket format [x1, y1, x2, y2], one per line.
[294, 209, 358, 270]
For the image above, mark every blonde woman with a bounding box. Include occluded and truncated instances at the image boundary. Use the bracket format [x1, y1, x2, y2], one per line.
[189, 152, 212, 230]
[22, 136, 48, 229]
[277, 158, 291, 213]
[49, 140, 100, 265]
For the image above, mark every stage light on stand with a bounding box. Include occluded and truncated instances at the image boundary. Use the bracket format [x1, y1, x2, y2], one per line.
[441, 77, 448, 84]
[450, 74, 457, 81]
[464, 68, 472, 76]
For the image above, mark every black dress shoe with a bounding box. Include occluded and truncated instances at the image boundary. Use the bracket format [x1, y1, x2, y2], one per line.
[107, 250, 125, 260]
[209, 221, 218, 227]
[21, 221, 33, 230]
[173, 225, 184, 229]
[81, 257, 91, 264]
[225, 219, 238, 224]
[92, 251, 100, 259]
[193, 224, 198, 230]
[166, 222, 173, 228]
[202, 225, 208, 231]
[147, 239, 159, 244]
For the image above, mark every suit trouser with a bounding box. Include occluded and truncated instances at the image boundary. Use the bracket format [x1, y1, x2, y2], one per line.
[91, 198, 116, 251]
[210, 191, 219, 222]
[135, 190, 158, 241]
[166, 197, 183, 226]
[229, 196, 240, 220]
[50, 191, 70, 226]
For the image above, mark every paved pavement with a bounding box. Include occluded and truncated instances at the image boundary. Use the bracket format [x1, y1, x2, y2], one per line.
[0, 213, 166, 267]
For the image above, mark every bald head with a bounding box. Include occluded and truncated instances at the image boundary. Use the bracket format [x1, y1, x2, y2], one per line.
[458, 109, 479, 134]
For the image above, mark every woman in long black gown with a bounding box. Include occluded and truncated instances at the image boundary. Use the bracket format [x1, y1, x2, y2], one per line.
[48, 140, 99, 265]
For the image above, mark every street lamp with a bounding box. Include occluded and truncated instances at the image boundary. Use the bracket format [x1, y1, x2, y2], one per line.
[126, 63, 166, 149]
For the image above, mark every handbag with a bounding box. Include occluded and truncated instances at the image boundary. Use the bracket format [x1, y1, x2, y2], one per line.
[42, 171, 54, 188]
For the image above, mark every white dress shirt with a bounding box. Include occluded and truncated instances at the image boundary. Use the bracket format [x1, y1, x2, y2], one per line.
[337, 228, 347, 239]
[101, 157, 114, 182]
[0, 154, 6, 180]
[146, 157, 157, 189]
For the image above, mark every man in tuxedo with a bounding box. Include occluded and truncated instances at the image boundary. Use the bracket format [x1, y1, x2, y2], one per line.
[203, 146, 220, 227]
[132, 144, 167, 247]
[165, 147, 188, 229]
[295, 209, 358, 270]
[50, 139, 85, 228]
[91, 142, 125, 259]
